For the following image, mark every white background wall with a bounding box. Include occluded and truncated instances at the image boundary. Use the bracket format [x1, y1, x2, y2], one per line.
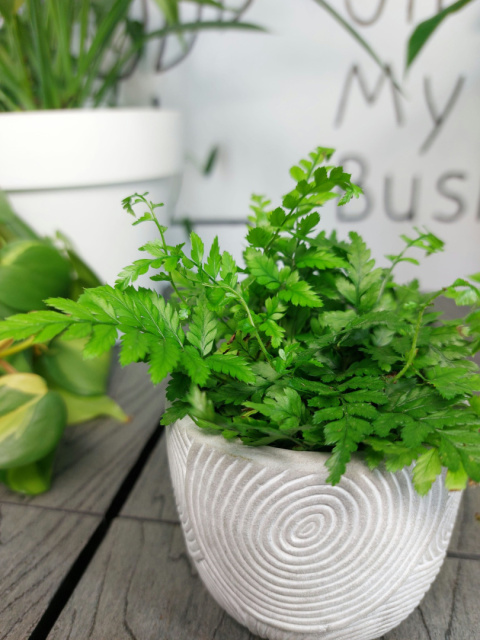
[126, 0, 480, 291]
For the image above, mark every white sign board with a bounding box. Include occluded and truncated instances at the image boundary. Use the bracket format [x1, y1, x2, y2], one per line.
[152, 0, 480, 290]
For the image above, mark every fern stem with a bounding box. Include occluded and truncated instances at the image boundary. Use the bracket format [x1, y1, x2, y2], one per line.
[393, 291, 442, 382]
[149, 203, 188, 305]
[264, 148, 325, 251]
[222, 284, 273, 364]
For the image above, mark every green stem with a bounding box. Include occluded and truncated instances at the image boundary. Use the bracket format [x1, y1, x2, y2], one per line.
[376, 238, 417, 304]
[193, 264, 272, 364]
[147, 201, 188, 306]
[264, 148, 326, 251]
[226, 286, 272, 364]
[393, 291, 442, 381]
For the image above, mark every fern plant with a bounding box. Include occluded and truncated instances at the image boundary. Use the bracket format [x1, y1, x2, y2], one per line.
[0, 147, 479, 495]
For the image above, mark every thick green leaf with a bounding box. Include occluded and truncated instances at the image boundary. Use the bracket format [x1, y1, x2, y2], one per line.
[0, 192, 38, 242]
[0, 450, 56, 496]
[57, 388, 127, 425]
[0, 241, 71, 311]
[35, 338, 112, 396]
[0, 374, 66, 469]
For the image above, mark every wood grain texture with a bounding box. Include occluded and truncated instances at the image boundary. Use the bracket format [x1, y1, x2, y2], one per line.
[0, 359, 166, 515]
[47, 516, 480, 640]
[382, 557, 480, 640]
[47, 519, 257, 640]
[0, 503, 99, 640]
[449, 485, 480, 557]
[120, 435, 179, 523]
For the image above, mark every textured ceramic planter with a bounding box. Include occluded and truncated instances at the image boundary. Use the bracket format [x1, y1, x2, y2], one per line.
[166, 416, 462, 640]
[0, 108, 182, 285]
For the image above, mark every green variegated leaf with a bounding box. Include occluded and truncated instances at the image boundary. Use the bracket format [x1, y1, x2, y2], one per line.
[0, 374, 66, 469]
[57, 388, 128, 425]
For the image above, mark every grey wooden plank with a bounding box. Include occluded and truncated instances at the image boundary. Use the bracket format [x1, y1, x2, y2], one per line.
[0, 359, 166, 515]
[47, 519, 257, 640]
[449, 484, 480, 557]
[48, 515, 480, 640]
[382, 557, 480, 640]
[120, 434, 179, 523]
[0, 502, 99, 640]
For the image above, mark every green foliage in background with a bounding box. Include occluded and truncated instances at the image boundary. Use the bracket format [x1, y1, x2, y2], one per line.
[0, 193, 126, 495]
[0, 0, 261, 110]
[406, 0, 477, 69]
[1, 149, 480, 495]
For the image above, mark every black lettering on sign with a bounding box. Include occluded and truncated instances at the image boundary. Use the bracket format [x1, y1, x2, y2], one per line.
[384, 175, 421, 221]
[407, 0, 445, 23]
[420, 76, 465, 154]
[335, 65, 404, 127]
[336, 155, 372, 222]
[434, 172, 467, 222]
[345, 0, 386, 26]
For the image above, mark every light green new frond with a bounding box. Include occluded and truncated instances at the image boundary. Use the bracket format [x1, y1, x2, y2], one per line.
[186, 304, 217, 355]
[244, 249, 280, 290]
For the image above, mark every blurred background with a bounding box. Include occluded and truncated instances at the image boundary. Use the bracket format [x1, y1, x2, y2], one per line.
[1, 0, 479, 289]
[121, 0, 480, 291]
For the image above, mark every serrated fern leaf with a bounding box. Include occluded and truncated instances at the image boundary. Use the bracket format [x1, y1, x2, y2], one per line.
[180, 346, 210, 385]
[83, 325, 117, 359]
[119, 331, 152, 366]
[207, 353, 256, 384]
[279, 273, 323, 308]
[115, 259, 154, 290]
[0, 311, 72, 342]
[260, 318, 285, 348]
[412, 448, 441, 495]
[324, 408, 374, 485]
[244, 249, 280, 290]
[186, 304, 217, 355]
[149, 340, 181, 384]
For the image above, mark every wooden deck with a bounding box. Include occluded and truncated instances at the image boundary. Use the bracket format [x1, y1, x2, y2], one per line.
[0, 357, 479, 640]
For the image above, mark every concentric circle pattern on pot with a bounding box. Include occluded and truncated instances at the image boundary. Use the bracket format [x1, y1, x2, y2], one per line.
[166, 418, 461, 640]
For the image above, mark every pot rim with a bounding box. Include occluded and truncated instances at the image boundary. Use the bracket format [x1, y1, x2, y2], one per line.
[175, 415, 385, 482]
[0, 107, 182, 191]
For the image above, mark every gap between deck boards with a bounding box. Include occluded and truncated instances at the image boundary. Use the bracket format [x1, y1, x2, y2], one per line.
[28, 423, 165, 640]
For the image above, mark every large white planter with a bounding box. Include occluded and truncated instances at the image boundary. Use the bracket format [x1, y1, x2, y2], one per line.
[0, 108, 182, 285]
[167, 417, 462, 640]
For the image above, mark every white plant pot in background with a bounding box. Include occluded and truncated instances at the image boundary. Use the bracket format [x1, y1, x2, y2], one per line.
[0, 109, 183, 285]
[167, 417, 462, 640]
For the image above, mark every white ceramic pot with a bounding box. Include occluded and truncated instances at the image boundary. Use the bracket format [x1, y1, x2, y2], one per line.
[167, 417, 462, 640]
[0, 108, 182, 285]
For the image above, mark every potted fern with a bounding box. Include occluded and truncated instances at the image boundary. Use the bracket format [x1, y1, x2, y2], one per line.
[0, 148, 479, 639]
[0, 0, 259, 283]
